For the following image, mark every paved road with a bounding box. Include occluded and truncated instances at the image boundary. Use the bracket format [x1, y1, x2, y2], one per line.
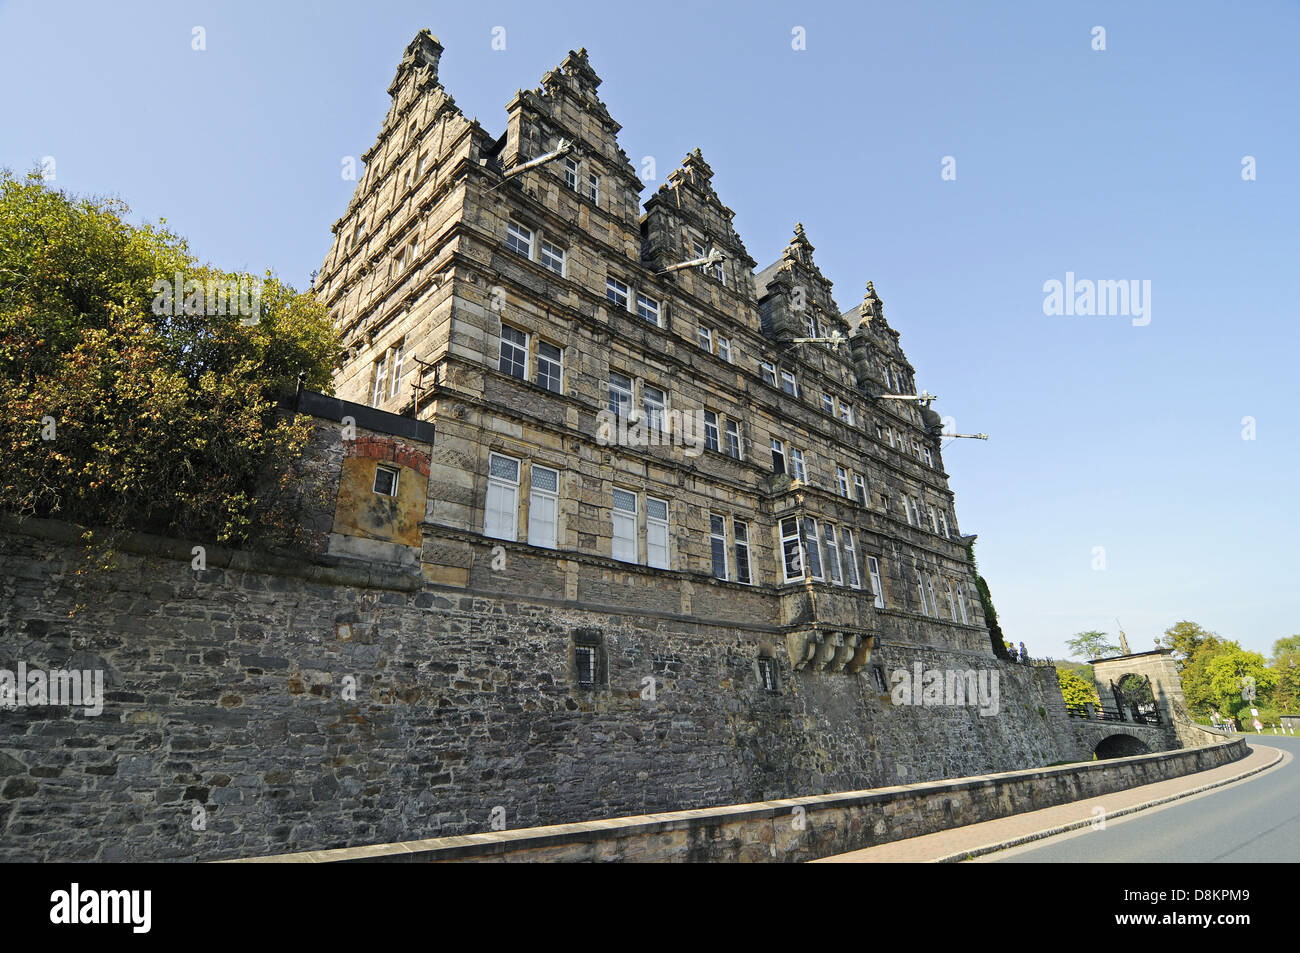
[981, 736, 1300, 863]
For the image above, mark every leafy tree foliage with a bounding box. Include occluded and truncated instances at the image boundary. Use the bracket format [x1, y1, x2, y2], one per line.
[1066, 630, 1118, 660]
[1271, 635, 1300, 662]
[1057, 667, 1101, 707]
[965, 539, 1009, 659]
[0, 171, 339, 548]
[1155, 620, 1218, 667]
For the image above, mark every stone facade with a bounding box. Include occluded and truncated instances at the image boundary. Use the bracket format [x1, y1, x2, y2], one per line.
[314, 29, 992, 667]
[0, 30, 1176, 863]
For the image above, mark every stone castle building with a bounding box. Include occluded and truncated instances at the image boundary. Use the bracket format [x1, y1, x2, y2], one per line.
[3, 29, 1164, 862]
[314, 29, 991, 670]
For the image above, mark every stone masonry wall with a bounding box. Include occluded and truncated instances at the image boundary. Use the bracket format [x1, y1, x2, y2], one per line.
[0, 521, 1086, 862]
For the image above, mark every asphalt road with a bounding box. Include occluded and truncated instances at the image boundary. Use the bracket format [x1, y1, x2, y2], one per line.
[980, 736, 1300, 863]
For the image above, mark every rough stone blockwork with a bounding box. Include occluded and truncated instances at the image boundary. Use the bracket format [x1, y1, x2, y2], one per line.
[1, 526, 1085, 862]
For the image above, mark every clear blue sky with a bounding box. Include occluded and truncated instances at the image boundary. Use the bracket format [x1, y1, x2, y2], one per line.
[3, 1, 1297, 660]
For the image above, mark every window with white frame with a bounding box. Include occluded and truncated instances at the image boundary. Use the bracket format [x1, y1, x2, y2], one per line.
[372, 352, 388, 407]
[389, 341, 406, 399]
[821, 522, 843, 585]
[646, 496, 670, 569]
[946, 580, 958, 621]
[838, 400, 854, 425]
[697, 326, 713, 351]
[791, 448, 807, 483]
[609, 372, 633, 417]
[770, 438, 786, 475]
[506, 221, 533, 258]
[842, 529, 861, 588]
[758, 656, 776, 691]
[586, 172, 599, 204]
[821, 394, 835, 415]
[938, 510, 950, 539]
[886, 427, 896, 449]
[836, 467, 850, 498]
[564, 157, 579, 192]
[867, 556, 886, 608]
[928, 505, 940, 534]
[499, 325, 528, 379]
[636, 292, 660, 325]
[373, 465, 399, 497]
[916, 569, 930, 615]
[733, 520, 753, 585]
[780, 517, 803, 582]
[717, 337, 732, 363]
[539, 239, 565, 276]
[703, 411, 720, 452]
[956, 584, 970, 624]
[484, 453, 521, 541]
[612, 488, 638, 563]
[759, 362, 777, 387]
[724, 419, 742, 460]
[926, 574, 938, 617]
[417, 151, 429, 177]
[923, 446, 934, 467]
[535, 340, 563, 393]
[643, 385, 666, 434]
[606, 276, 629, 310]
[853, 473, 867, 505]
[709, 514, 728, 581]
[780, 369, 798, 396]
[528, 465, 559, 549]
[802, 518, 824, 580]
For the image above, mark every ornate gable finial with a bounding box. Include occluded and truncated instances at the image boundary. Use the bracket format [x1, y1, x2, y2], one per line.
[680, 147, 714, 184]
[559, 47, 602, 90]
[861, 281, 887, 327]
[786, 222, 813, 263]
[390, 28, 443, 95]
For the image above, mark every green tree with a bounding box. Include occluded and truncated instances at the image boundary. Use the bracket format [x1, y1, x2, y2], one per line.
[1155, 620, 1220, 668]
[0, 170, 339, 548]
[1271, 635, 1300, 662]
[1202, 648, 1276, 720]
[1065, 630, 1118, 660]
[1270, 652, 1300, 714]
[1057, 667, 1101, 707]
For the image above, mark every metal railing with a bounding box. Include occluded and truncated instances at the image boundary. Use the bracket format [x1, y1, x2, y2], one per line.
[1065, 704, 1161, 725]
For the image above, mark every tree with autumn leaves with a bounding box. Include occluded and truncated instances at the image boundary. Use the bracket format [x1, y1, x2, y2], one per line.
[0, 170, 338, 550]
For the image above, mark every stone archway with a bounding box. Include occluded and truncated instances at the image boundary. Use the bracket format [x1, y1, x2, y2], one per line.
[1094, 733, 1150, 759]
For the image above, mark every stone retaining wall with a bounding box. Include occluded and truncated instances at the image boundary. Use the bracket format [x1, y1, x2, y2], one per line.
[241, 737, 1247, 863]
[3, 517, 1100, 862]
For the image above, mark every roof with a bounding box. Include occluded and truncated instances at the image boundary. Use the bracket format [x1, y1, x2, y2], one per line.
[752, 260, 782, 300]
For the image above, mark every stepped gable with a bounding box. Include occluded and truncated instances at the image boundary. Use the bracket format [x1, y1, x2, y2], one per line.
[495, 47, 643, 238]
[641, 148, 756, 281]
[753, 223, 845, 342]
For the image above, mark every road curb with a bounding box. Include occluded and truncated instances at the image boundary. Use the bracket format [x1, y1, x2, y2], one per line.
[933, 744, 1287, 863]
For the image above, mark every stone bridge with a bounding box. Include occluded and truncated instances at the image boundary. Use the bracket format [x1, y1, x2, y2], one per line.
[1069, 718, 1176, 759]
[1070, 648, 1208, 757]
